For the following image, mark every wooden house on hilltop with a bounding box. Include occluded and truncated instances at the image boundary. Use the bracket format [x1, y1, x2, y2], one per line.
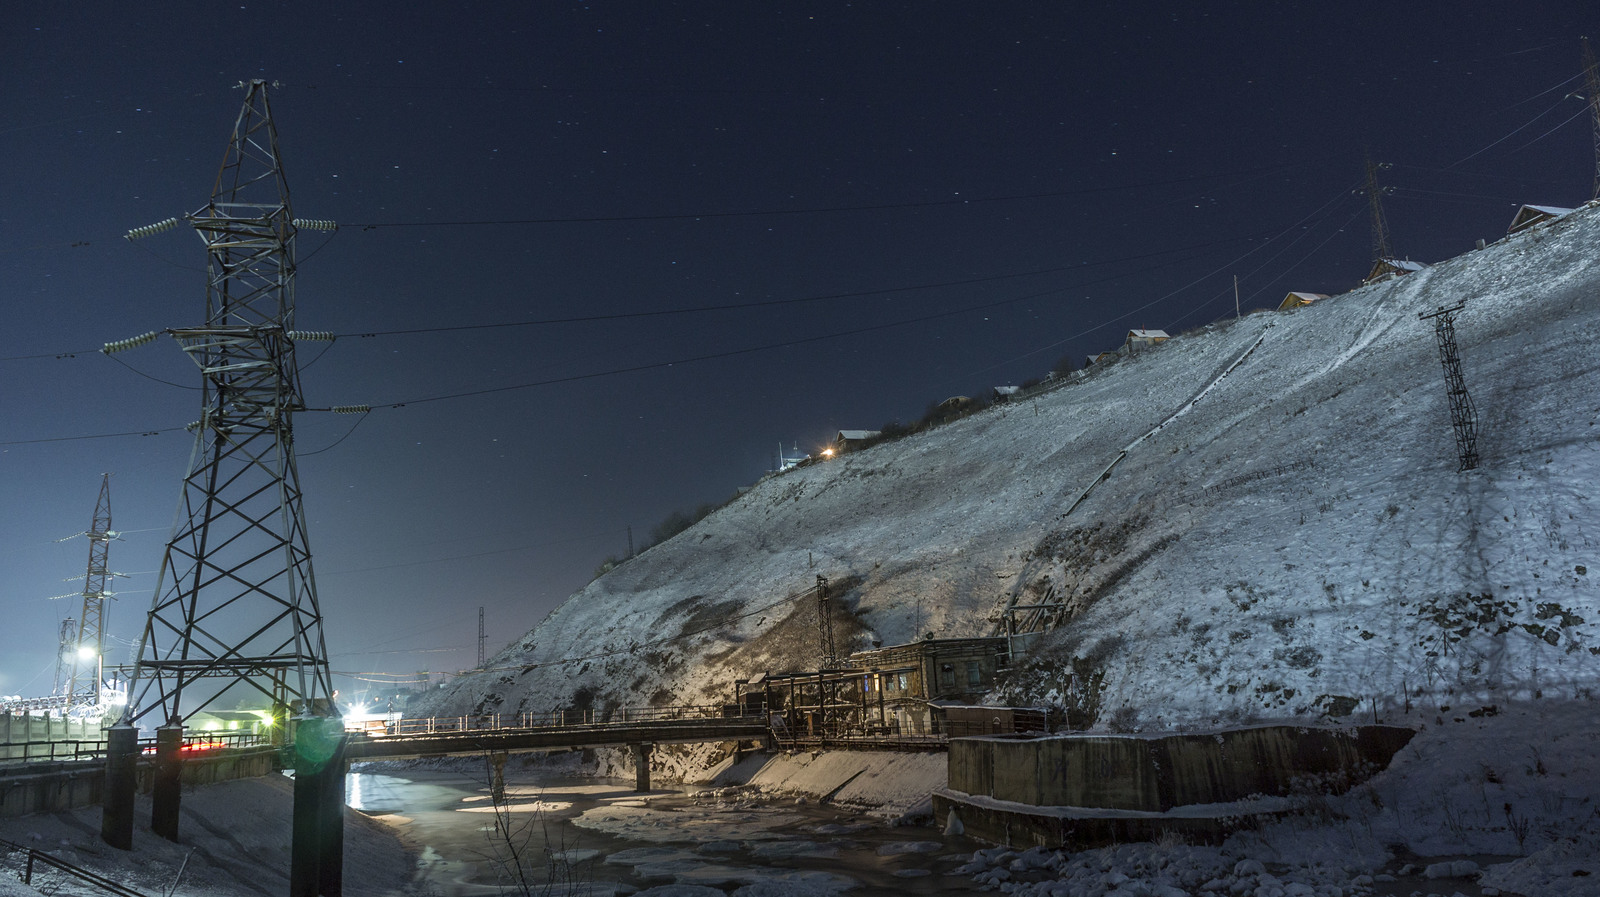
[1363, 257, 1428, 285]
[1123, 328, 1169, 355]
[1278, 291, 1329, 311]
[1507, 204, 1574, 235]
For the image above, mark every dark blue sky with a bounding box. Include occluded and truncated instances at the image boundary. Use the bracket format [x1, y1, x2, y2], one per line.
[3, 2, 1594, 702]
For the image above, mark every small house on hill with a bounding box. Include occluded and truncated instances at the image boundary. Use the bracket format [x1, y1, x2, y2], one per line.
[1507, 204, 1574, 235]
[1278, 291, 1329, 311]
[1124, 328, 1169, 355]
[992, 385, 1022, 403]
[832, 429, 880, 454]
[1363, 257, 1428, 285]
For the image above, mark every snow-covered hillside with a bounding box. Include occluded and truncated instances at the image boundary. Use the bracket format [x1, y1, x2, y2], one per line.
[421, 202, 1599, 732]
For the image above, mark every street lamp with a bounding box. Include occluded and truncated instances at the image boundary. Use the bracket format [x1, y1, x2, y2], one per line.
[76, 645, 102, 708]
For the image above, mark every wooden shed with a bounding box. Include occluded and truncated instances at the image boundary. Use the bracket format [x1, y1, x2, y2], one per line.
[1278, 291, 1330, 311]
[1123, 328, 1169, 355]
[1363, 257, 1428, 284]
[1507, 204, 1574, 235]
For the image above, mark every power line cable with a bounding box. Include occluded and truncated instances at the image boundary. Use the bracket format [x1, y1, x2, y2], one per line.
[341, 160, 1325, 230]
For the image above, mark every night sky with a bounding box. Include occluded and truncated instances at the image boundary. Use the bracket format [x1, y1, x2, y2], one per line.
[3, 3, 1595, 703]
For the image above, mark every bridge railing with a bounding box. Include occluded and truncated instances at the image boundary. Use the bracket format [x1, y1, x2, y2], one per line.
[0, 730, 274, 766]
[369, 705, 758, 738]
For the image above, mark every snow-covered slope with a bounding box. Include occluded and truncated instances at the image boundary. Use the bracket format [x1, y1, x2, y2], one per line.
[421, 202, 1600, 731]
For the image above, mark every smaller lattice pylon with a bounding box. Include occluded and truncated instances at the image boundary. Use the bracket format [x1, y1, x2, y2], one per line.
[53, 618, 78, 696]
[815, 575, 838, 669]
[1419, 302, 1480, 472]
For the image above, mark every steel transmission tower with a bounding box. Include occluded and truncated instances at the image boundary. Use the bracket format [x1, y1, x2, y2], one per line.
[119, 80, 338, 730]
[1582, 37, 1600, 200]
[1362, 154, 1394, 267]
[53, 618, 78, 697]
[66, 474, 117, 708]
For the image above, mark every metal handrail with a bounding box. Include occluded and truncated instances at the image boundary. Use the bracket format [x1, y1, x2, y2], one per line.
[364, 705, 752, 738]
[0, 837, 149, 896]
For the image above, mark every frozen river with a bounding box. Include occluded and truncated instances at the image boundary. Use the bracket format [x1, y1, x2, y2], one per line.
[346, 765, 987, 896]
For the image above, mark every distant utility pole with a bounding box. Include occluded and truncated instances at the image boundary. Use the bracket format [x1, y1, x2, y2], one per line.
[1419, 302, 1479, 472]
[1581, 37, 1600, 200]
[477, 607, 486, 669]
[1233, 275, 1240, 318]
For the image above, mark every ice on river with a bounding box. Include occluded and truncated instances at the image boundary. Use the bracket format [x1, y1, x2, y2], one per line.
[574, 803, 806, 843]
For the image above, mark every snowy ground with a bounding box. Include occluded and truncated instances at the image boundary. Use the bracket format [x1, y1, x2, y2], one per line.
[0, 774, 414, 897]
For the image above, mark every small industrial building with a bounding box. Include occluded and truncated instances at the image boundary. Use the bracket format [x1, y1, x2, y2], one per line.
[740, 636, 1016, 741]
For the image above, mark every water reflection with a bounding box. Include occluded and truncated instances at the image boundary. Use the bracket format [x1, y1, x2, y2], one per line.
[345, 766, 983, 895]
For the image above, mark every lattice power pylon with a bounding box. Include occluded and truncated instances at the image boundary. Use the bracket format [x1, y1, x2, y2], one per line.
[117, 80, 338, 730]
[1420, 302, 1480, 472]
[66, 474, 116, 708]
[815, 575, 838, 668]
[1363, 154, 1394, 266]
[52, 618, 78, 697]
[1582, 37, 1600, 200]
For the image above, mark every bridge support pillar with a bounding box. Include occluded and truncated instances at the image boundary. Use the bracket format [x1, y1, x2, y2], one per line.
[631, 742, 653, 793]
[152, 724, 184, 841]
[291, 717, 347, 897]
[100, 723, 138, 850]
[489, 751, 507, 804]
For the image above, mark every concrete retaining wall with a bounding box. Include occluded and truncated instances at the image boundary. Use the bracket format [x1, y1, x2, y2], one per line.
[949, 724, 1415, 812]
[0, 713, 104, 762]
[0, 746, 280, 818]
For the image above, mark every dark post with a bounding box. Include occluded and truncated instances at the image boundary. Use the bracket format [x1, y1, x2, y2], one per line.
[100, 723, 138, 849]
[489, 751, 507, 804]
[291, 717, 347, 897]
[631, 742, 653, 792]
[151, 724, 184, 840]
[317, 733, 346, 897]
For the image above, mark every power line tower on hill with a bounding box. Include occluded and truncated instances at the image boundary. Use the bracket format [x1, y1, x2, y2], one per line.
[1419, 302, 1479, 473]
[815, 575, 838, 668]
[1362, 154, 1394, 267]
[102, 83, 352, 889]
[1581, 37, 1600, 200]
